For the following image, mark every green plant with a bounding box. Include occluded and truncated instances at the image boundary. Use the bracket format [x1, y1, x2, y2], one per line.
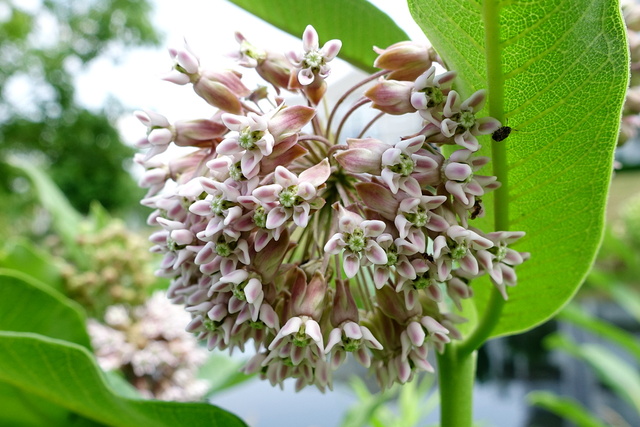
[139, 1, 625, 425]
[1, 0, 629, 425]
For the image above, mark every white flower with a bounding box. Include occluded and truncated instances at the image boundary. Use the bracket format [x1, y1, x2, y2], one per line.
[324, 206, 389, 278]
[286, 25, 342, 85]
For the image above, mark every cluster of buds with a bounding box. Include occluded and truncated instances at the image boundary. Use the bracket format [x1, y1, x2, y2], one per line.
[135, 25, 529, 391]
[88, 292, 210, 401]
[54, 220, 156, 318]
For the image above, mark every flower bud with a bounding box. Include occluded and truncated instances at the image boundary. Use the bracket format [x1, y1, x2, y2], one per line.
[174, 116, 228, 147]
[373, 41, 436, 81]
[268, 104, 316, 140]
[290, 269, 327, 320]
[375, 285, 420, 323]
[251, 228, 291, 283]
[365, 78, 415, 115]
[334, 137, 390, 174]
[294, 76, 327, 106]
[257, 52, 293, 90]
[330, 279, 359, 327]
[192, 70, 250, 114]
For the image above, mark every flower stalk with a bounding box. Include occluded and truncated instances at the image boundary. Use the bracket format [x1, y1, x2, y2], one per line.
[437, 345, 477, 427]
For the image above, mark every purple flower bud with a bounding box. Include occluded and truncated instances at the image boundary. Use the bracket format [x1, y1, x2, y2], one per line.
[173, 116, 228, 147]
[374, 41, 436, 81]
[365, 79, 415, 115]
[330, 279, 359, 327]
[290, 269, 327, 320]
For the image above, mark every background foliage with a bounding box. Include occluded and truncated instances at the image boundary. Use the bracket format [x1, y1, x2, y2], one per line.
[0, 0, 159, 221]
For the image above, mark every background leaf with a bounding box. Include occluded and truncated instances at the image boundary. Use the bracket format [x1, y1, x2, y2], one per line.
[545, 333, 640, 413]
[408, 0, 628, 337]
[8, 157, 83, 246]
[0, 239, 64, 292]
[196, 353, 254, 397]
[0, 269, 91, 348]
[0, 333, 248, 427]
[527, 391, 609, 427]
[226, 0, 409, 72]
[557, 304, 640, 360]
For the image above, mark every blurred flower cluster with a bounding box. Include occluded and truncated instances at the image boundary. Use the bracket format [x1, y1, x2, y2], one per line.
[54, 220, 155, 318]
[89, 292, 210, 401]
[49, 215, 210, 401]
[135, 25, 528, 391]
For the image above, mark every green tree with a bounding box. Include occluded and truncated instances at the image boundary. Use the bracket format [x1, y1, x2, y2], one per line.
[0, 0, 160, 220]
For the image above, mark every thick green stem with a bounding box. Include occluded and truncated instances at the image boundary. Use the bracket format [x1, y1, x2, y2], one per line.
[439, 3, 509, 425]
[458, 288, 504, 355]
[437, 346, 477, 427]
[457, 0, 510, 357]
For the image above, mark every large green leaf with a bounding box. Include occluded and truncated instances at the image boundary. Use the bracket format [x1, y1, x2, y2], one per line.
[0, 238, 64, 292]
[409, 0, 628, 338]
[226, 0, 409, 72]
[0, 269, 98, 426]
[0, 381, 104, 427]
[0, 332, 248, 427]
[0, 269, 91, 349]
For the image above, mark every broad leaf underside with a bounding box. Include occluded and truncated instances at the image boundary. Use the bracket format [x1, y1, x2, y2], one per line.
[409, 0, 628, 337]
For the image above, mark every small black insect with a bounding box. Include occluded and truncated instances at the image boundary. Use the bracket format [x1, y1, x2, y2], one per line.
[470, 199, 483, 220]
[491, 126, 512, 142]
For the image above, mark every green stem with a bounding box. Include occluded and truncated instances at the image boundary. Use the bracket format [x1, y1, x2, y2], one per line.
[484, 1, 508, 225]
[437, 346, 477, 427]
[458, 287, 504, 355]
[458, 0, 510, 357]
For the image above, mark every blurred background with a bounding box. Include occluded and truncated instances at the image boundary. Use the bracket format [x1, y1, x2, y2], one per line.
[1, 0, 639, 426]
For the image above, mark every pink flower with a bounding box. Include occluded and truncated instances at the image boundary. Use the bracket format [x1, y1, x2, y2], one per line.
[373, 234, 420, 290]
[189, 178, 248, 240]
[134, 110, 173, 160]
[232, 32, 292, 90]
[443, 149, 501, 208]
[163, 43, 250, 114]
[477, 231, 529, 299]
[252, 160, 330, 228]
[324, 205, 389, 278]
[217, 112, 275, 179]
[380, 135, 440, 195]
[433, 225, 494, 278]
[410, 66, 457, 111]
[438, 90, 501, 151]
[394, 194, 449, 251]
[286, 25, 341, 86]
[218, 104, 316, 179]
[325, 321, 382, 369]
[394, 256, 444, 310]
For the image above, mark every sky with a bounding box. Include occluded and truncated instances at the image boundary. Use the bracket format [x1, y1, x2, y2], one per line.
[71, 0, 428, 146]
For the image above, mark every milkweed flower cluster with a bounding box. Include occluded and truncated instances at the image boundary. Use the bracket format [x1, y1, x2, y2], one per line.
[88, 292, 210, 401]
[54, 220, 156, 318]
[135, 25, 529, 391]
